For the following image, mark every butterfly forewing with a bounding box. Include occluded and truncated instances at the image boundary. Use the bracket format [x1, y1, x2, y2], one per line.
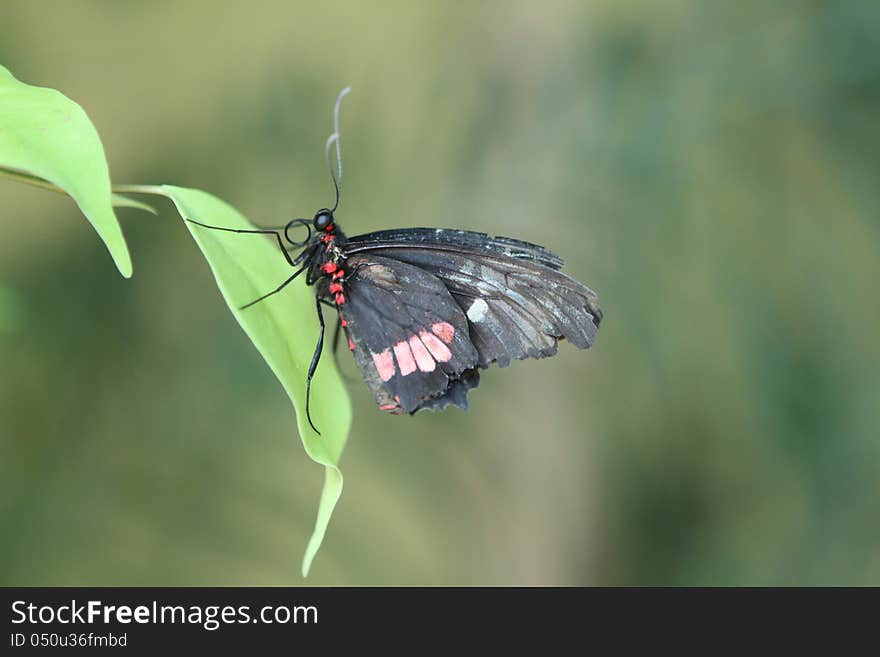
[346, 228, 565, 270]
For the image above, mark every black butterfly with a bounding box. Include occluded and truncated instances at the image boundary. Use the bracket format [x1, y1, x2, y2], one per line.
[188, 88, 602, 433]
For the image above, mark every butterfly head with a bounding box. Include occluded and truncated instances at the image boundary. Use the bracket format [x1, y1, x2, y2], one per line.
[313, 208, 335, 232]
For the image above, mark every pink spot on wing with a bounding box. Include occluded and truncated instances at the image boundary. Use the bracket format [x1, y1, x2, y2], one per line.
[394, 341, 417, 376]
[419, 330, 452, 363]
[372, 349, 395, 382]
[408, 335, 435, 372]
[432, 322, 455, 344]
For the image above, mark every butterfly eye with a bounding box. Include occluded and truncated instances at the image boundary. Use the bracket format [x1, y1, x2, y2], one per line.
[313, 209, 333, 231]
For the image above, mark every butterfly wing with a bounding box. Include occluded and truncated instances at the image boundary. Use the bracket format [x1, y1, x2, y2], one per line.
[343, 231, 602, 370]
[339, 254, 481, 414]
[346, 227, 565, 270]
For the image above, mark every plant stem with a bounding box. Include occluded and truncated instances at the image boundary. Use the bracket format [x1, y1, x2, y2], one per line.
[112, 184, 168, 197]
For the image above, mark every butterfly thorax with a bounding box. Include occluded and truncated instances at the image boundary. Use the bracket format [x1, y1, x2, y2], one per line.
[308, 215, 350, 308]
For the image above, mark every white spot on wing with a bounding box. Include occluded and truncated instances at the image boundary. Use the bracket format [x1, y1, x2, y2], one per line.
[466, 298, 489, 323]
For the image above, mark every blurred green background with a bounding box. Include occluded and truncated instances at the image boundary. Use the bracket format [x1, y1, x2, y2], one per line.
[2, 0, 879, 585]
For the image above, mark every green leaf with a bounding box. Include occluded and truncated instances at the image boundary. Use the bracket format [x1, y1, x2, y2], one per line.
[0, 65, 132, 277]
[157, 185, 351, 577]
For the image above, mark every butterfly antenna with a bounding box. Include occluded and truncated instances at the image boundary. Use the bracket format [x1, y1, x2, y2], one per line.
[325, 86, 351, 212]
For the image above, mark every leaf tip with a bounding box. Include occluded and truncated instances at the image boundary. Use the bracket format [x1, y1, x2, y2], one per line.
[114, 252, 134, 278]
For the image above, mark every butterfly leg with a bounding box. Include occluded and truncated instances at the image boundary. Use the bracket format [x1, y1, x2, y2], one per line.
[305, 295, 326, 435]
[332, 313, 343, 358]
[318, 300, 343, 346]
[318, 299, 356, 381]
[186, 220, 318, 309]
[184, 219, 300, 268]
[239, 263, 308, 310]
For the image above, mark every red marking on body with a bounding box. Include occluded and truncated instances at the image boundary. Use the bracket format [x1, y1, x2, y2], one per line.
[379, 403, 397, 411]
[348, 337, 356, 351]
[333, 270, 345, 279]
[431, 322, 455, 344]
[320, 262, 337, 274]
[419, 330, 453, 362]
[340, 318, 348, 327]
[329, 282, 343, 294]
[371, 349, 395, 381]
[320, 234, 333, 244]
[408, 335, 435, 372]
[334, 293, 346, 304]
[393, 341, 417, 376]
[325, 223, 334, 232]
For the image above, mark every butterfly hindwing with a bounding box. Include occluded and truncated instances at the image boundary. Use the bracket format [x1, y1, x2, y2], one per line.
[340, 254, 480, 414]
